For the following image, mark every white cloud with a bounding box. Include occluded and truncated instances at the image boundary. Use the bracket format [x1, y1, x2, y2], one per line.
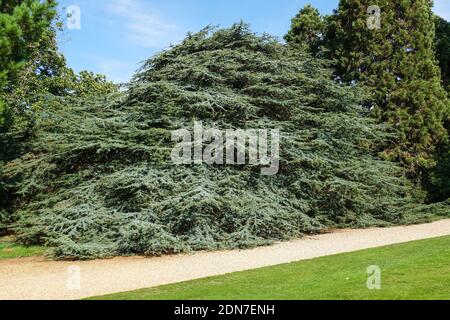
[107, 0, 183, 49]
[434, 0, 450, 21]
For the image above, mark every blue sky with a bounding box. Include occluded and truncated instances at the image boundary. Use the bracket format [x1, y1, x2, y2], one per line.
[57, 0, 450, 83]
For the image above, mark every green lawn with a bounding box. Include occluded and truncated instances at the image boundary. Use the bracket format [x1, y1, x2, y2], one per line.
[0, 236, 45, 260]
[91, 236, 450, 300]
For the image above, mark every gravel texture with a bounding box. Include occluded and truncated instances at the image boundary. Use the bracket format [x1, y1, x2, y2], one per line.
[1, 219, 449, 300]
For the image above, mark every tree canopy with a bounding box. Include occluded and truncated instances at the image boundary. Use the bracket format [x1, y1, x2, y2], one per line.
[0, 0, 56, 130]
[287, 1, 449, 178]
[2, 24, 447, 259]
[435, 15, 450, 89]
[330, 0, 448, 172]
[284, 5, 325, 56]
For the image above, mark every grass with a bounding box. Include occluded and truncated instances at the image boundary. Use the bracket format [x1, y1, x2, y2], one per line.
[91, 236, 450, 300]
[0, 236, 46, 260]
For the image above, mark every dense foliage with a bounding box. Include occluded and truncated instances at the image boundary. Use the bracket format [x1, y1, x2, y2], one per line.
[328, 0, 449, 173]
[284, 5, 325, 56]
[1, 0, 56, 229]
[428, 15, 449, 202]
[2, 24, 117, 135]
[286, 1, 450, 205]
[0, 0, 56, 130]
[3, 24, 447, 259]
[0, 1, 116, 234]
[435, 15, 450, 89]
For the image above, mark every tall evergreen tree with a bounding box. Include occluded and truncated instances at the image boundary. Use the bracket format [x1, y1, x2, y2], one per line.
[435, 15, 450, 89]
[284, 4, 325, 55]
[430, 15, 450, 201]
[327, 0, 449, 174]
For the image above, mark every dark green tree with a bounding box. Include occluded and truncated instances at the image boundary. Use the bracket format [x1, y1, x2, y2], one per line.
[327, 0, 449, 174]
[0, 0, 57, 130]
[427, 144, 450, 202]
[284, 4, 325, 55]
[1, 0, 56, 231]
[429, 15, 450, 201]
[435, 15, 450, 89]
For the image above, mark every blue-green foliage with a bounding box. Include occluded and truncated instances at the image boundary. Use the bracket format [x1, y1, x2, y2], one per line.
[3, 24, 448, 259]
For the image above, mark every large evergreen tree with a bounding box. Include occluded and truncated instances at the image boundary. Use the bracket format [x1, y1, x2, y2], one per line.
[3, 24, 447, 259]
[435, 15, 450, 89]
[327, 0, 449, 174]
[429, 15, 450, 201]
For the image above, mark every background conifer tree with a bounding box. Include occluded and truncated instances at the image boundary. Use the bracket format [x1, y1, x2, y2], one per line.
[429, 15, 449, 201]
[435, 15, 450, 90]
[284, 4, 325, 56]
[326, 0, 449, 175]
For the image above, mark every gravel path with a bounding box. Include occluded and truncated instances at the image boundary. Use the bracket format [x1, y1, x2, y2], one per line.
[1, 219, 449, 300]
